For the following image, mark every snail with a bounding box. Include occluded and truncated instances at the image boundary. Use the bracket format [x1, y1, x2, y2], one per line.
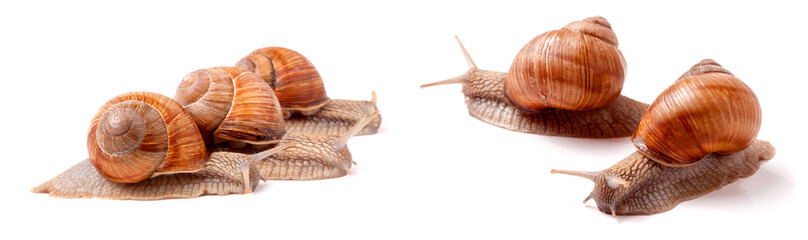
[551, 59, 776, 216]
[32, 92, 289, 199]
[421, 16, 649, 138]
[174, 66, 286, 145]
[236, 46, 382, 136]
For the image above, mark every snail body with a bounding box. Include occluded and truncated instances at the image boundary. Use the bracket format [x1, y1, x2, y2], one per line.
[31, 151, 260, 200]
[551, 140, 774, 216]
[283, 92, 381, 136]
[422, 17, 648, 138]
[34, 112, 378, 199]
[217, 111, 380, 180]
[236, 47, 382, 136]
[553, 60, 773, 216]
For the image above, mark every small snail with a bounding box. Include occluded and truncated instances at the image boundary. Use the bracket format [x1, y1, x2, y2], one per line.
[421, 16, 649, 138]
[552, 60, 776, 216]
[174, 66, 286, 145]
[236, 47, 382, 136]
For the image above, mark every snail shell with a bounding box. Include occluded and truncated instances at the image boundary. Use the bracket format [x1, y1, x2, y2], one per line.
[236, 47, 331, 117]
[87, 92, 207, 183]
[631, 59, 762, 166]
[504, 16, 626, 112]
[174, 66, 286, 144]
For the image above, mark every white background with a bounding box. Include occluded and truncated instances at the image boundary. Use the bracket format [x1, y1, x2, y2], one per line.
[1, 0, 805, 239]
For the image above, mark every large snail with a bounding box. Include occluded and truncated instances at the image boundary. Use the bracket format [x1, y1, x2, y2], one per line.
[86, 91, 208, 183]
[552, 59, 776, 216]
[421, 16, 649, 138]
[32, 92, 273, 198]
[236, 47, 382, 136]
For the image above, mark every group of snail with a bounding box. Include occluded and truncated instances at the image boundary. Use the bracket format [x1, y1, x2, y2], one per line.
[32, 47, 382, 199]
[421, 16, 774, 216]
[34, 16, 774, 217]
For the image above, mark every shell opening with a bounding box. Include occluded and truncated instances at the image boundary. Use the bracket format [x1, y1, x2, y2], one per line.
[632, 137, 648, 152]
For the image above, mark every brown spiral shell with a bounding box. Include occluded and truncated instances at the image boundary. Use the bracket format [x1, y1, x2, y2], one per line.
[504, 16, 626, 112]
[174, 67, 286, 144]
[631, 59, 762, 166]
[87, 92, 208, 183]
[235, 47, 331, 114]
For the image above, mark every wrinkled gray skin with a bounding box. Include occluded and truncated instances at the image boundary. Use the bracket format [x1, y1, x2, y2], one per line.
[553, 140, 775, 216]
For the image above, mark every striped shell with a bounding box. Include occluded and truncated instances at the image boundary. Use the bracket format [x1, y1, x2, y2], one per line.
[235, 47, 331, 115]
[631, 59, 762, 166]
[87, 92, 208, 183]
[504, 16, 626, 112]
[174, 67, 286, 144]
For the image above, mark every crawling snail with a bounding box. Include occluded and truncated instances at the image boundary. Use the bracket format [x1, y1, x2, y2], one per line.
[236, 46, 382, 136]
[421, 16, 649, 138]
[32, 92, 272, 199]
[552, 59, 776, 216]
